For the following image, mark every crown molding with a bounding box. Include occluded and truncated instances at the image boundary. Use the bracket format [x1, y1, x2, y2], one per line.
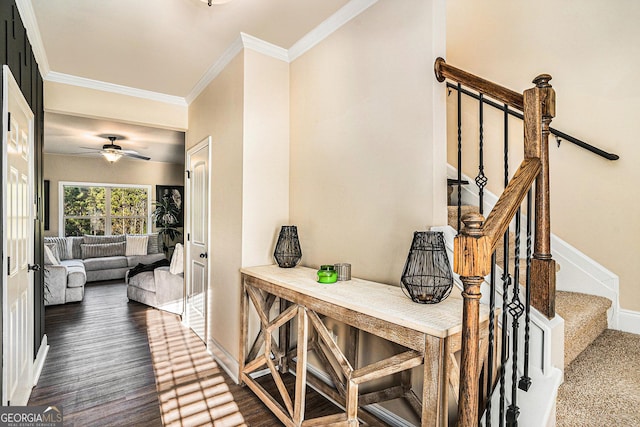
[185, 35, 244, 104]
[46, 71, 188, 107]
[185, 33, 288, 104]
[15, 0, 51, 75]
[19, 0, 377, 106]
[288, 0, 378, 62]
[240, 33, 289, 62]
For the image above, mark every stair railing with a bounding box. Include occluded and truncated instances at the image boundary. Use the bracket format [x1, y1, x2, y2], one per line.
[435, 58, 557, 426]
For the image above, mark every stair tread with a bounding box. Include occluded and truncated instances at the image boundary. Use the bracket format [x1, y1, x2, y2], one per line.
[556, 291, 612, 367]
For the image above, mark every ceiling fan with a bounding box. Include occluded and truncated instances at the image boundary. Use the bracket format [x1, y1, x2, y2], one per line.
[80, 136, 151, 163]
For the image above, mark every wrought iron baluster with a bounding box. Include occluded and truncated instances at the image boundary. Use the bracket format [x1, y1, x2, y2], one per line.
[506, 207, 524, 426]
[519, 190, 534, 391]
[457, 83, 463, 232]
[498, 102, 511, 427]
[485, 253, 497, 427]
[476, 94, 487, 214]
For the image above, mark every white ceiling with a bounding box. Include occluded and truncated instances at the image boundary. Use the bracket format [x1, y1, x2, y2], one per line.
[28, 0, 357, 163]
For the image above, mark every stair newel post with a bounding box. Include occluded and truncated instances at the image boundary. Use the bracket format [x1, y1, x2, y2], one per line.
[454, 212, 492, 427]
[523, 74, 557, 318]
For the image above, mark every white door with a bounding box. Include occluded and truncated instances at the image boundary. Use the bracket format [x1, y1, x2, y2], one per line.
[2, 65, 35, 406]
[185, 137, 210, 342]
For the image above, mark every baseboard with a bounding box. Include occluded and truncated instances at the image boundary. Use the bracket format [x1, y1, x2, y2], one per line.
[206, 337, 239, 384]
[33, 334, 49, 386]
[618, 309, 640, 334]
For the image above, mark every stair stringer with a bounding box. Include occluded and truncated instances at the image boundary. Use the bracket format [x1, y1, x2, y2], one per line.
[447, 164, 620, 329]
[433, 225, 564, 427]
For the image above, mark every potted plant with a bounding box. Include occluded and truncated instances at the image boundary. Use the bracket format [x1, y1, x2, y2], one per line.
[152, 196, 183, 258]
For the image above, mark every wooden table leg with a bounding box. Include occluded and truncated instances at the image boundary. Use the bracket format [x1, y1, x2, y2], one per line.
[294, 306, 308, 425]
[279, 298, 291, 373]
[238, 276, 248, 385]
[346, 379, 359, 426]
[422, 335, 445, 427]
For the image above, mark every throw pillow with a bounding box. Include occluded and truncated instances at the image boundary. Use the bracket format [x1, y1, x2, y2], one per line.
[44, 236, 71, 260]
[69, 236, 83, 259]
[83, 234, 126, 244]
[169, 243, 184, 275]
[44, 244, 60, 265]
[81, 242, 127, 259]
[126, 235, 148, 256]
[147, 232, 160, 254]
[126, 233, 160, 254]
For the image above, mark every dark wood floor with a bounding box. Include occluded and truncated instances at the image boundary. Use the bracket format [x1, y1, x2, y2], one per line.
[28, 281, 343, 426]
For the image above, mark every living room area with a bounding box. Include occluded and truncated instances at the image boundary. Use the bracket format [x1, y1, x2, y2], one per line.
[42, 111, 187, 308]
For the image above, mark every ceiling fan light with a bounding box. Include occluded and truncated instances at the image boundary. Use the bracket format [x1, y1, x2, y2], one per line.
[200, 0, 232, 6]
[102, 150, 123, 163]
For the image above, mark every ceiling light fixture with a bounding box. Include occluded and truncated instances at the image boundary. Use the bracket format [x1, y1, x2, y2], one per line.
[102, 149, 123, 163]
[200, 0, 232, 6]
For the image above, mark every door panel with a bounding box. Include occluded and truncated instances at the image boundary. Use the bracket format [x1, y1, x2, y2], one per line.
[186, 138, 210, 342]
[3, 65, 35, 406]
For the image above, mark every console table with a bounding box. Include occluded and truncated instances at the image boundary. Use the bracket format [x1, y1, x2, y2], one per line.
[239, 265, 491, 426]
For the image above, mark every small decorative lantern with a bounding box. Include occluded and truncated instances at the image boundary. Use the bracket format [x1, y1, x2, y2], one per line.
[273, 225, 302, 268]
[400, 231, 453, 304]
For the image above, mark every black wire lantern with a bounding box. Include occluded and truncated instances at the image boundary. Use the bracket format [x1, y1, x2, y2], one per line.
[273, 225, 302, 268]
[400, 231, 453, 304]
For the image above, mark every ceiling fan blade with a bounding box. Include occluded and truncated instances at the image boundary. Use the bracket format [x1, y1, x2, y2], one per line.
[122, 152, 150, 161]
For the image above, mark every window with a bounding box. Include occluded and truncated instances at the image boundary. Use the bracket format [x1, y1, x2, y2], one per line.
[60, 182, 151, 236]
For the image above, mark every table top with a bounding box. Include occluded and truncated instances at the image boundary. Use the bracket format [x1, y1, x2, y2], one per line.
[241, 264, 491, 338]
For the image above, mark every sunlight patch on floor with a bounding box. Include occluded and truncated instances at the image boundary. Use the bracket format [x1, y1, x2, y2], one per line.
[146, 309, 248, 427]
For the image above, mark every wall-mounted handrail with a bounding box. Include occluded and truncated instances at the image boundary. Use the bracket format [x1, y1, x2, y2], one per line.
[445, 82, 619, 161]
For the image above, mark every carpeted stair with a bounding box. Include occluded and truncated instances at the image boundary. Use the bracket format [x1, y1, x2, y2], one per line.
[555, 291, 612, 367]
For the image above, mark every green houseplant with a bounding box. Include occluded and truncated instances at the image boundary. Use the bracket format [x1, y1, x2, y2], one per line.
[152, 196, 183, 258]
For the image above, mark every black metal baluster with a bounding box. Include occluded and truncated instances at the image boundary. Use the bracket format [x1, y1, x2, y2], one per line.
[499, 105, 510, 427]
[476, 94, 487, 215]
[519, 190, 534, 391]
[485, 253, 497, 426]
[506, 208, 524, 426]
[457, 83, 463, 232]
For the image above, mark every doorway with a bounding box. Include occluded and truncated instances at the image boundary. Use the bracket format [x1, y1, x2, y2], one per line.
[2, 65, 36, 406]
[184, 137, 210, 342]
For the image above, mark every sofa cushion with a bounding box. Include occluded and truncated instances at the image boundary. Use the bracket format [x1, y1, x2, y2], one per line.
[126, 235, 148, 256]
[59, 260, 86, 289]
[83, 234, 126, 244]
[83, 256, 128, 271]
[44, 236, 71, 260]
[82, 242, 126, 259]
[128, 271, 156, 292]
[44, 244, 60, 265]
[69, 236, 83, 259]
[127, 252, 167, 267]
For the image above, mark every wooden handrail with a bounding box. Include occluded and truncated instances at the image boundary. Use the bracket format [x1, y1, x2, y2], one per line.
[483, 158, 541, 253]
[434, 57, 524, 111]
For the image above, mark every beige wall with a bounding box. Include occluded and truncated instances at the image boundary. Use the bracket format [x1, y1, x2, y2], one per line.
[188, 53, 245, 359]
[44, 153, 184, 237]
[187, 49, 290, 362]
[242, 49, 290, 267]
[290, 0, 446, 286]
[45, 81, 188, 131]
[447, 0, 640, 311]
